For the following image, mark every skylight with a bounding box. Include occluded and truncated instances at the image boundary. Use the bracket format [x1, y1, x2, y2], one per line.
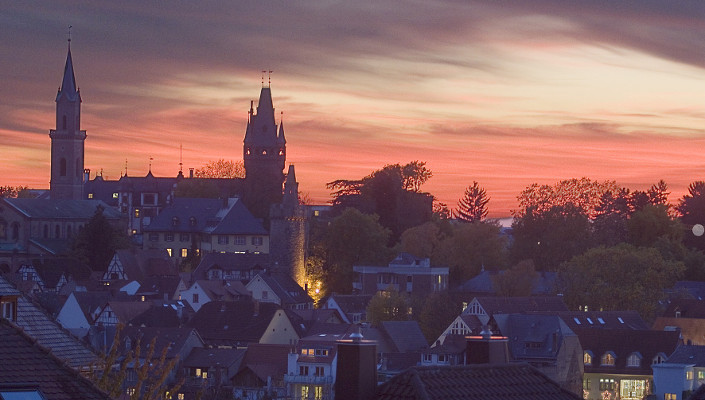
[618, 317, 624, 324]
[573, 317, 581, 325]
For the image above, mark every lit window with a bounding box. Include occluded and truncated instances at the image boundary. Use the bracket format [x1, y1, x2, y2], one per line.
[699, 371, 704, 379]
[601, 352, 615, 366]
[666, 394, 677, 400]
[181, 248, 188, 258]
[112, 192, 118, 199]
[687, 370, 694, 380]
[178, 394, 184, 400]
[88, 193, 94, 199]
[583, 378, 591, 391]
[599, 378, 615, 391]
[166, 248, 173, 257]
[134, 209, 140, 218]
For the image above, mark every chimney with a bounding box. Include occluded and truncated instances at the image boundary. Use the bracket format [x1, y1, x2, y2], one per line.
[335, 331, 377, 400]
[189, 168, 194, 178]
[83, 168, 90, 183]
[465, 325, 509, 365]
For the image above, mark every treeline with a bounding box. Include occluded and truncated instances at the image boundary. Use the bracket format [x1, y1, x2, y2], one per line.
[308, 162, 705, 327]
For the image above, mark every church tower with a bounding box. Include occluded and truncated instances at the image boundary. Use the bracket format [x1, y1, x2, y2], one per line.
[49, 38, 86, 200]
[242, 85, 286, 219]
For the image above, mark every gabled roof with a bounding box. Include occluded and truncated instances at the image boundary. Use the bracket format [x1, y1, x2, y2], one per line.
[546, 310, 649, 331]
[470, 296, 569, 315]
[575, 327, 681, 375]
[380, 321, 429, 353]
[653, 317, 705, 346]
[101, 301, 152, 324]
[240, 343, 289, 384]
[493, 314, 576, 361]
[672, 281, 705, 300]
[0, 320, 109, 400]
[249, 271, 312, 306]
[3, 198, 120, 220]
[119, 326, 202, 359]
[113, 248, 177, 282]
[127, 304, 180, 328]
[376, 363, 582, 400]
[664, 298, 705, 319]
[186, 300, 279, 347]
[0, 276, 98, 369]
[28, 257, 92, 289]
[192, 279, 249, 301]
[456, 271, 558, 296]
[663, 344, 705, 366]
[191, 252, 269, 281]
[323, 294, 373, 315]
[71, 291, 111, 322]
[144, 197, 266, 235]
[183, 347, 246, 369]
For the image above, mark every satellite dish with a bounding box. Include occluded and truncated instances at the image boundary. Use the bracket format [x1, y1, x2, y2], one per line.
[693, 224, 704, 237]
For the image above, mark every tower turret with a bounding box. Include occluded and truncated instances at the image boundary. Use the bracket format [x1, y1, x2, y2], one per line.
[49, 38, 86, 200]
[242, 86, 286, 219]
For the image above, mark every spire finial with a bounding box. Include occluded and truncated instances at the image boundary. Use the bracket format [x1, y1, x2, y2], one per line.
[261, 70, 266, 87]
[124, 159, 128, 176]
[68, 25, 72, 44]
[149, 156, 153, 173]
[268, 70, 273, 87]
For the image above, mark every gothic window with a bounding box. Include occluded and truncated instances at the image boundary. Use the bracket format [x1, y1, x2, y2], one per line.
[627, 352, 641, 367]
[55, 225, 61, 239]
[62, 115, 67, 129]
[76, 158, 82, 178]
[66, 225, 72, 238]
[0, 219, 6, 239]
[43, 225, 49, 239]
[60, 158, 67, 176]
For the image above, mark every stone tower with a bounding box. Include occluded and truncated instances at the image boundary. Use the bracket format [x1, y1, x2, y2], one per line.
[49, 39, 86, 200]
[269, 165, 308, 287]
[242, 86, 286, 220]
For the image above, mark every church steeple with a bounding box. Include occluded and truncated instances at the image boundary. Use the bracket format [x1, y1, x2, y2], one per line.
[49, 36, 86, 200]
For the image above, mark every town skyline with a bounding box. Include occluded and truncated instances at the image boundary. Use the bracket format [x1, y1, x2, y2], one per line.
[2, 2, 704, 217]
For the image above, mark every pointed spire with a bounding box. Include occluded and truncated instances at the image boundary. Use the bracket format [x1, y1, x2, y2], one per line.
[278, 111, 286, 144]
[57, 33, 79, 102]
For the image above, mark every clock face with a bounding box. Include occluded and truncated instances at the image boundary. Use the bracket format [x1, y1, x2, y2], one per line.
[693, 224, 704, 237]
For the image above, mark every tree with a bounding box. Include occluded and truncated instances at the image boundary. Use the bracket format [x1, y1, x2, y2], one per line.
[322, 208, 393, 294]
[91, 325, 184, 400]
[678, 181, 705, 251]
[627, 204, 682, 248]
[0, 185, 31, 198]
[492, 260, 539, 297]
[174, 179, 221, 198]
[327, 161, 434, 240]
[417, 291, 460, 343]
[435, 221, 507, 285]
[398, 221, 447, 261]
[515, 178, 618, 219]
[560, 244, 684, 321]
[70, 205, 131, 271]
[454, 181, 489, 222]
[366, 287, 411, 326]
[194, 159, 245, 178]
[510, 204, 592, 271]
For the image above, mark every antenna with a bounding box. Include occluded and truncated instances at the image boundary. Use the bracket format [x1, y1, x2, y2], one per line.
[124, 159, 128, 176]
[268, 70, 273, 87]
[149, 156, 153, 172]
[179, 144, 183, 173]
[261, 70, 266, 87]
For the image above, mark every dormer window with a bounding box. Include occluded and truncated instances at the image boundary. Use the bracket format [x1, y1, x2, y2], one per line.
[627, 352, 642, 367]
[190, 217, 197, 226]
[172, 217, 180, 227]
[584, 351, 593, 365]
[601, 352, 616, 366]
[1, 295, 18, 322]
[653, 352, 667, 365]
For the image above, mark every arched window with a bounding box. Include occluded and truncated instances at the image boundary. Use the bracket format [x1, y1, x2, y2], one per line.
[172, 217, 180, 227]
[43, 225, 49, 239]
[55, 225, 61, 238]
[584, 351, 593, 365]
[60, 158, 67, 176]
[627, 352, 641, 367]
[601, 352, 616, 366]
[66, 225, 72, 238]
[189, 217, 197, 226]
[0, 219, 6, 240]
[62, 115, 67, 129]
[653, 353, 667, 365]
[11, 223, 19, 241]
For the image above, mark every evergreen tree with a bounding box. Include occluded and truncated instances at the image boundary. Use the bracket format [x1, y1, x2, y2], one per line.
[71, 205, 131, 271]
[454, 181, 489, 222]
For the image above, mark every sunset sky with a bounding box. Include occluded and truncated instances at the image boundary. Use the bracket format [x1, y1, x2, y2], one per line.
[1, 1, 704, 217]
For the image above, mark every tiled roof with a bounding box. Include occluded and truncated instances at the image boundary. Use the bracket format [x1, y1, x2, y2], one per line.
[664, 344, 705, 366]
[29, 257, 93, 289]
[653, 317, 705, 346]
[493, 314, 575, 361]
[143, 197, 266, 235]
[0, 319, 110, 400]
[544, 310, 649, 331]
[3, 198, 121, 220]
[575, 327, 681, 375]
[119, 326, 202, 359]
[128, 304, 180, 328]
[186, 300, 279, 347]
[473, 296, 569, 315]
[0, 276, 98, 369]
[183, 347, 246, 369]
[251, 272, 312, 306]
[380, 321, 429, 352]
[664, 298, 705, 319]
[102, 301, 153, 324]
[191, 252, 269, 281]
[376, 363, 582, 400]
[323, 294, 373, 315]
[240, 343, 290, 383]
[456, 271, 557, 296]
[113, 248, 177, 282]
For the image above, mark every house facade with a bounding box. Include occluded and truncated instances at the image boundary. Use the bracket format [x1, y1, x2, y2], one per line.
[353, 253, 448, 296]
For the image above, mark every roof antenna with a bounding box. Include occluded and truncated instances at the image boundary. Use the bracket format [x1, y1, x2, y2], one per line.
[179, 144, 183, 174]
[149, 156, 153, 173]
